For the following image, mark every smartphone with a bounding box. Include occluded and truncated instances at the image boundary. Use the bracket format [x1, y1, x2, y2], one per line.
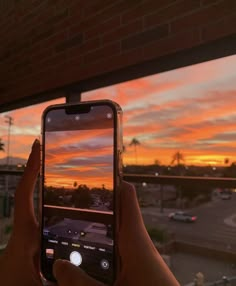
[40, 100, 122, 285]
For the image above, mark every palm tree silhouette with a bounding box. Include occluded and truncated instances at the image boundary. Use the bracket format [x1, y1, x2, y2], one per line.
[171, 151, 185, 166]
[171, 151, 185, 207]
[129, 138, 141, 164]
[0, 139, 4, 152]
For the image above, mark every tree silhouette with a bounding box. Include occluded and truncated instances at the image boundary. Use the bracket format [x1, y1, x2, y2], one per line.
[171, 151, 185, 166]
[44, 188, 59, 205]
[73, 184, 93, 209]
[224, 162, 236, 177]
[129, 138, 141, 164]
[0, 139, 4, 152]
[224, 158, 229, 165]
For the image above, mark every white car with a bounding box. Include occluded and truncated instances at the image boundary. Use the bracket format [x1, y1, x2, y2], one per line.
[169, 211, 197, 223]
[220, 192, 232, 200]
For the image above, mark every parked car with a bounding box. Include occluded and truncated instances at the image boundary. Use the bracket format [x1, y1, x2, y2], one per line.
[168, 211, 197, 222]
[220, 190, 232, 200]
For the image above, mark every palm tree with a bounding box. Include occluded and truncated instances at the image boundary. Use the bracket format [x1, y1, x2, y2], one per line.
[129, 138, 141, 164]
[171, 151, 185, 207]
[0, 139, 4, 152]
[171, 151, 185, 166]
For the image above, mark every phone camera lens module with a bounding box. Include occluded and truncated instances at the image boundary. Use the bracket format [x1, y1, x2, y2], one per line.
[107, 113, 112, 119]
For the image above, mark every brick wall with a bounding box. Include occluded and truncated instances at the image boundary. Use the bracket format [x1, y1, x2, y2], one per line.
[0, 0, 235, 105]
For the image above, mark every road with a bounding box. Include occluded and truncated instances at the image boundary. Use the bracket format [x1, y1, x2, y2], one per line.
[142, 193, 236, 252]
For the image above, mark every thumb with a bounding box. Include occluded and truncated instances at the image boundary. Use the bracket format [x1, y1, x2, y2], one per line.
[119, 182, 156, 256]
[53, 260, 104, 286]
[119, 181, 150, 241]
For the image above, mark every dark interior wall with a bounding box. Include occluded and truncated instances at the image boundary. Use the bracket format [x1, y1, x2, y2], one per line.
[0, 0, 236, 106]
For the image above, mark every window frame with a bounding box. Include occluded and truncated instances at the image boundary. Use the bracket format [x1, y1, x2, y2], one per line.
[0, 34, 235, 112]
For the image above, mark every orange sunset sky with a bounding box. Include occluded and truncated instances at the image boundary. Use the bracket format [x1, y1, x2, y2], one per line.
[44, 107, 114, 189]
[0, 54, 236, 168]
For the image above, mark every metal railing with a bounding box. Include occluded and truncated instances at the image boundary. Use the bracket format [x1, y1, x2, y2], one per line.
[123, 173, 236, 188]
[1, 169, 236, 187]
[0, 170, 236, 219]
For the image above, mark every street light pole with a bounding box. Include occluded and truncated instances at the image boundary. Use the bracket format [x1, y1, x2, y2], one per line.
[3, 115, 13, 217]
[5, 115, 13, 166]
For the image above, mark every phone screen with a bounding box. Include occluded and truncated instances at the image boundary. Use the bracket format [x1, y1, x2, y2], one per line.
[41, 103, 118, 284]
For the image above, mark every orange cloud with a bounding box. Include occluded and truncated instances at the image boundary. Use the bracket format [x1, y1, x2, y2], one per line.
[1, 55, 236, 169]
[0, 98, 64, 160]
[44, 128, 114, 189]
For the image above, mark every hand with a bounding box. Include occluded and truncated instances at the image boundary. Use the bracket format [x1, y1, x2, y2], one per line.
[0, 139, 42, 286]
[54, 182, 180, 286]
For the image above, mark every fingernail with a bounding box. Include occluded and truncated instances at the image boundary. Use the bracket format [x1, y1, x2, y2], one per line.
[32, 139, 40, 149]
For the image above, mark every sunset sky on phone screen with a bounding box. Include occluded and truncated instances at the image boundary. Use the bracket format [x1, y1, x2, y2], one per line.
[45, 129, 113, 189]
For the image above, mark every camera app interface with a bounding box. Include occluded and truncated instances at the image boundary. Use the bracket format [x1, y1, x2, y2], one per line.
[42, 105, 115, 284]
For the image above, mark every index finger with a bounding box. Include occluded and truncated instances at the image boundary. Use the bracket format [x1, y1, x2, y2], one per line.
[14, 139, 40, 226]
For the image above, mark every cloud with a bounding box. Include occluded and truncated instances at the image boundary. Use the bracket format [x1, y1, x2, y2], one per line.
[44, 128, 113, 188]
[1, 56, 236, 167]
[0, 98, 64, 159]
